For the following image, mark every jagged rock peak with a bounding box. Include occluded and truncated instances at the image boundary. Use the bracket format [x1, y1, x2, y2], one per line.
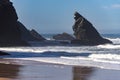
[0, 0, 29, 46]
[72, 11, 112, 45]
[30, 29, 46, 41]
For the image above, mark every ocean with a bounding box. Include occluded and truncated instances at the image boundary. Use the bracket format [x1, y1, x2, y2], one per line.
[0, 34, 120, 70]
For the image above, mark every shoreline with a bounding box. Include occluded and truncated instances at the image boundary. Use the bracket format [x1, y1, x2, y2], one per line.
[0, 59, 120, 80]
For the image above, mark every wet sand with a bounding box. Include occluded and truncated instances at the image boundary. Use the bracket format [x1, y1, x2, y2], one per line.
[0, 78, 11, 80]
[0, 59, 120, 80]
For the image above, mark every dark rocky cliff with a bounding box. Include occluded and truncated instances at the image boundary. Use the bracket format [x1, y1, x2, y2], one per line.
[0, 0, 29, 46]
[72, 12, 112, 45]
[0, 0, 45, 46]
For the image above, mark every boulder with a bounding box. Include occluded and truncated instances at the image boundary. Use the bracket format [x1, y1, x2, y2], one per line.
[0, 51, 10, 56]
[30, 29, 46, 41]
[53, 32, 75, 41]
[72, 12, 112, 45]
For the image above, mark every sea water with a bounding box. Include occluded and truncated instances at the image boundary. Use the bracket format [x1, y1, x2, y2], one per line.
[0, 34, 120, 70]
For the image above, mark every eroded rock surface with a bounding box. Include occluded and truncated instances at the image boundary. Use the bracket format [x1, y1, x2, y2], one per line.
[72, 12, 112, 45]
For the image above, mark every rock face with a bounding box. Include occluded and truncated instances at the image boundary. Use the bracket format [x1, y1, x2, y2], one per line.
[72, 12, 112, 45]
[53, 32, 75, 41]
[30, 29, 46, 41]
[0, 0, 46, 46]
[18, 22, 46, 41]
[0, 51, 10, 56]
[0, 0, 29, 46]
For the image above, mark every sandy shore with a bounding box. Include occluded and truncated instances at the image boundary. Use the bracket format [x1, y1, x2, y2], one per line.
[0, 59, 120, 80]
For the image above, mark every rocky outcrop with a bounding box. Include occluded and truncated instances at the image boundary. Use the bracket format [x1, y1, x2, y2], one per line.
[0, 51, 10, 56]
[0, 0, 29, 46]
[30, 29, 46, 41]
[0, 0, 46, 46]
[53, 32, 75, 41]
[17, 22, 45, 41]
[72, 12, 112, 45]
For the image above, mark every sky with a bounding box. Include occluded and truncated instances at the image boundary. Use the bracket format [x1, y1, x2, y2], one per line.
[11, 0, 120, 34]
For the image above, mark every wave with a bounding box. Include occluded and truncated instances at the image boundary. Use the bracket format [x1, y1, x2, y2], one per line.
[19, 56, 120, 70]
[107, 38, 120, 45]
[0, 46, 120, 70]
[89, 54, 120, 60]
[97, 44, 120, 49]
[0, 46, 92, 53]
[97, 37, 120, 49]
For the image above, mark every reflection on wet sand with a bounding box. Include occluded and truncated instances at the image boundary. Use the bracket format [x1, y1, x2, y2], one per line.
[0, 63, 21, 79]
[0, 78, 11, 80]
[0, 59, 120, 80]
[73, 66, 93, 80]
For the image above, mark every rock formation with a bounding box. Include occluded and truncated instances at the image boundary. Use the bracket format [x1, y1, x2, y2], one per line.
[72, 12, 112, 45]
[17, 22, 46, 41]
[0, 0, 29, 46]
[0, 51, 10, 56]
[0, 0, 46, 46]
[30, 29, 46, 41]
[53, 32, 75, 41]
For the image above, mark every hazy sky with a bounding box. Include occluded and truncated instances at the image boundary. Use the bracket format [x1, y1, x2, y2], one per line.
[11, 0, 120, 34]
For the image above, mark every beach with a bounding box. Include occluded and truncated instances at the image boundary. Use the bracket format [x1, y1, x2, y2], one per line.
[0, 59, 120, 80]
[0, 0, 120, 80]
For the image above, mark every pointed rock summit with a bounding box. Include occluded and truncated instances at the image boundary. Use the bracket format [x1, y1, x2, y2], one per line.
[30, 29, 46, 41]
[0, 0, 45, 46]
[0, 0, 29, 46]
[71, 12, 112, 45]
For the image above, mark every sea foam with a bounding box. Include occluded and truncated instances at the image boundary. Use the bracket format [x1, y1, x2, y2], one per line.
[97, 44, 120, 49]
[0, 37, 120, 70]
[107, 38, 120, 45]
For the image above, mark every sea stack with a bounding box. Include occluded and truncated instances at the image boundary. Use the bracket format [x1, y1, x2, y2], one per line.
[0, 0, 29, 46]
[0, 0, 46, 46]
[71, 12, 112, 45]
[53, 32, 75, 41]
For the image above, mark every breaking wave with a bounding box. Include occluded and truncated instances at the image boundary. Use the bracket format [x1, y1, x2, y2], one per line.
[107, 38, 120, 45]
[97, 44, 120, 49]
[0, 45, 119, 70]
[97, 37, 120, 49]
[0, 36, 120, 70]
